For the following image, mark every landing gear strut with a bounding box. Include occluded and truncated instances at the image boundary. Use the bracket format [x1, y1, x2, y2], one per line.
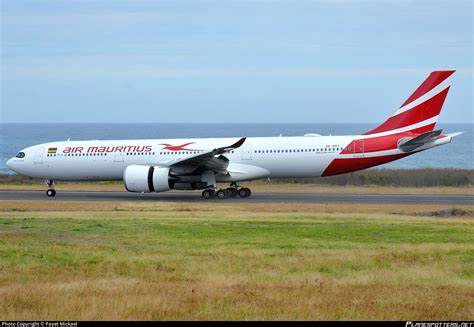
[45, 180, 56, 197]
[201, 183, 252, 200]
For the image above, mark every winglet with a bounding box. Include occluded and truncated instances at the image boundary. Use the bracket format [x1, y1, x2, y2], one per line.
[229, 137, 246, 149]
[216, 137, 247, 155]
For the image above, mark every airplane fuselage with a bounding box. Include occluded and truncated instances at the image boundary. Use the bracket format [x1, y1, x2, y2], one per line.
[7, 133, 451, 182]
[5, 70, 461, 198]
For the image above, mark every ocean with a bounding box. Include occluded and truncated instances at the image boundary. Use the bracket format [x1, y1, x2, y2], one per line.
[1, 123, 472, 174]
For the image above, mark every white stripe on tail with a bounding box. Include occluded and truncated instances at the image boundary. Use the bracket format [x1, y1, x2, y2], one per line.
[364, 70, 455, 136]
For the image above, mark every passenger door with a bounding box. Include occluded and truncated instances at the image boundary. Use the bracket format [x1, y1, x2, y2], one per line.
[242, 144, 252, 160]
[353, 140, 365, 158]
[34, 148, 44, 164]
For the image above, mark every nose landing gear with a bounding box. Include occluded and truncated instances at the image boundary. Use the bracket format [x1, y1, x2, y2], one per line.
[45, 180, 56, 197]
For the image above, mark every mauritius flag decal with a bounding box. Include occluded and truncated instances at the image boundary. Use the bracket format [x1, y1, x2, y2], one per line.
[48, 147, 57, 154]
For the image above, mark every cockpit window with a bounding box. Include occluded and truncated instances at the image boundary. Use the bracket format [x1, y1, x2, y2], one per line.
[15, 152, 25, 158]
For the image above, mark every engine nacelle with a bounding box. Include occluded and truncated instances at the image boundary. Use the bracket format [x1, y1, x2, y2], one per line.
[123, 165, 171, 193]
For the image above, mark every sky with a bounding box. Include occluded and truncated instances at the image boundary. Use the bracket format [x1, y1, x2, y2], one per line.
[1, 0, 472, 124]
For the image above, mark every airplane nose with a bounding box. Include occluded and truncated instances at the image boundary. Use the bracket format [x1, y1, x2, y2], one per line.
[6, 158, 16, 171]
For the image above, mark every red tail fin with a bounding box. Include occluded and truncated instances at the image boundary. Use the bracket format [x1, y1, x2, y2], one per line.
[364, 70, 455, 136]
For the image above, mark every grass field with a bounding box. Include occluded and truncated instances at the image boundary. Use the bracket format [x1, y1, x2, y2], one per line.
[1, 200, 473, 320]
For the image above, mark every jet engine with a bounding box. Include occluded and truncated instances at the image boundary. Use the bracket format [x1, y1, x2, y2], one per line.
[123, 165, 172, 193]
[123, 165, 210, 193]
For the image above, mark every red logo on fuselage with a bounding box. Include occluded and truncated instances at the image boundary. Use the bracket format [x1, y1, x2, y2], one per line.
[159, 142, 200, 151]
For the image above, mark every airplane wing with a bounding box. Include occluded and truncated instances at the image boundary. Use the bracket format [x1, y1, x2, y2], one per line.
[157, 137, 246, 174]
[398, 129, 443, 152]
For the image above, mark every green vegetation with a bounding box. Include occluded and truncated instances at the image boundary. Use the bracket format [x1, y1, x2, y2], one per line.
[0, 207, 472, 320]
[418, 208, 474, 217]
[272, 168, 474, 187]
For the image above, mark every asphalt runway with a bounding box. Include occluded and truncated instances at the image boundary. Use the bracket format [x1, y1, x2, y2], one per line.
[0, 190, 473, 205]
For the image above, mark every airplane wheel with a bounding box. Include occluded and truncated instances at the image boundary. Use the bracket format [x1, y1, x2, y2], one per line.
[216, 189, 227, 200]
[46, 189, 56, 197]
[202, 189, 214, 199]
[226, 188, 238, 197]
[238, 188, 250, 198]
[244, 188, 252, 197]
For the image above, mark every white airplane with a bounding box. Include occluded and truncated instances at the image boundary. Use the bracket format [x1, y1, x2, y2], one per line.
[6, 70, 463, 199]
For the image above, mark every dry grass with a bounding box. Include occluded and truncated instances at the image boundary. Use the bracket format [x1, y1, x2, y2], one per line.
[1, 200, 473, 217]
[3, 261, 472, 320]
[0, 201, 473, 320]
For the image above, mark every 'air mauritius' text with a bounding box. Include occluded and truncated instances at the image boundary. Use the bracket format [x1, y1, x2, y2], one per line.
[63, 145, 153, 154]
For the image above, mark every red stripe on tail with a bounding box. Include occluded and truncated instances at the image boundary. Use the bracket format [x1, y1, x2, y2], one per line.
[401, 70, 454, 107]
[364, 70, 454, 135]
[364, 87, 449, 135]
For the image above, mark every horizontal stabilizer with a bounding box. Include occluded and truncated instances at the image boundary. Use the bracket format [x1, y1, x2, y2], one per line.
[398, 129, 442, 152]
[445, 131, 465, 138]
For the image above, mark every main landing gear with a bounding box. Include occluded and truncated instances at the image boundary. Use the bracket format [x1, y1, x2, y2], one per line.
[45, 180, 56, 197]
[201, 183, 252, 200]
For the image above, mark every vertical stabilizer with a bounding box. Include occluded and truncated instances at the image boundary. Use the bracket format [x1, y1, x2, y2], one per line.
[364, 70, 455, 135]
